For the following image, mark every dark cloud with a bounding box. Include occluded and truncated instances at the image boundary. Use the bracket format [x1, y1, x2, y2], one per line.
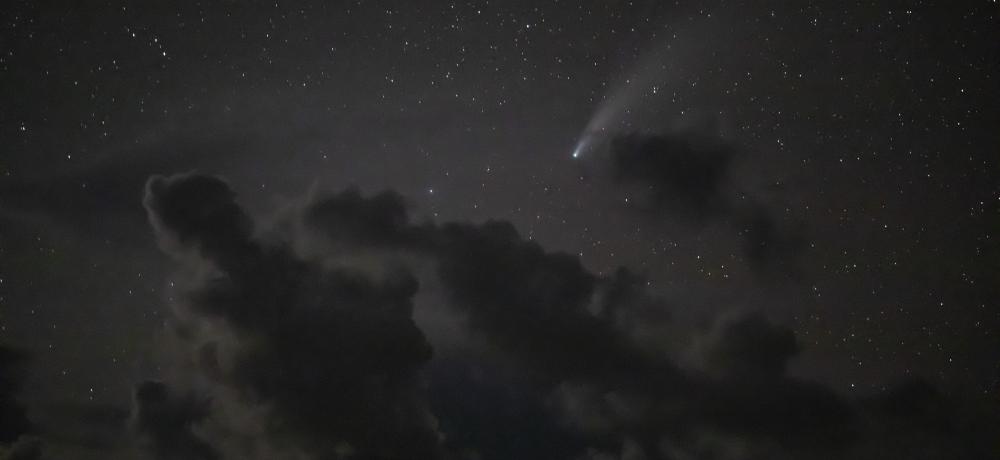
[607, 131, 803, 270]
[1, 438, 43, 460]
[296, 181, 856, 458]
[872, 377, 949, 423]
[0, 346, 31, 447]
[132, 173, 995, 460]
[300, 187, 420, 250]
[299, 188, 677, 383]
[697, 313, 799, 379]
[144, 174, 257, 270]
[426, 357, 592, 460]
[0, 347, 132, 459]
[131, 381, 218, 460]
[296, 179, 1000, 459]
[428, 220, 671, 385]
[141, 173, 442, 459]
[24, 402, 129, 458]
[610, 132, 735, 219]
[545, 314, 856, 459]
[847, 378, 1000, 460]
[735, 205, 804, 271]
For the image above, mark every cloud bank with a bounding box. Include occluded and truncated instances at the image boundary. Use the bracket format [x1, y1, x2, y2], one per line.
[6, 171, 994, 459]
[103, 173, 993, 459]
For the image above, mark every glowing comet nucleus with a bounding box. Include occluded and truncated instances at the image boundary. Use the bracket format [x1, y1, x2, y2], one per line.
[570, 133, 596, 159]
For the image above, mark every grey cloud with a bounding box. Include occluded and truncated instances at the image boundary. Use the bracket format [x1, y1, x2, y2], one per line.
[141, 173, 443, 459]
[606, 131, 803, 271]
[129, 173, 996, 460]
[131, 381, 218, 460]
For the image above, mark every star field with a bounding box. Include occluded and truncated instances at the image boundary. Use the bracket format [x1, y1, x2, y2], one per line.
[1, 1, 998, 459]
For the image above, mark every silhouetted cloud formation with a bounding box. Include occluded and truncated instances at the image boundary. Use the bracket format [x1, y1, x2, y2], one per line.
[28, 401, 129, 456]
[127, 173, 996, 460]
[141, 173, 444, 460]
[0, 347, 43, 460]
[0, 346, 31, 447]
[302, 176, 999, 459]
[131, 381, 218, 460]
[735, 204, 804, 270]
[608, 132, 804, 270]
[0, 347, 134, 459]
[611, 133, 735, 218]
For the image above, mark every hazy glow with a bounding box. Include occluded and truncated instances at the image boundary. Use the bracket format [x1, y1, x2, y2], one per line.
[571, 23, 718, 159]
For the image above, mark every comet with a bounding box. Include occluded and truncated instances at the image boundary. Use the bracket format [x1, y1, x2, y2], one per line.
[570, 130, 603, 159]
[568, 21, 710, 159]
[570, 137, 588, 159]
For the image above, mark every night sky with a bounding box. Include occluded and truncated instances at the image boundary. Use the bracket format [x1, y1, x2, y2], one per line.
[1, 1, 999, 459]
